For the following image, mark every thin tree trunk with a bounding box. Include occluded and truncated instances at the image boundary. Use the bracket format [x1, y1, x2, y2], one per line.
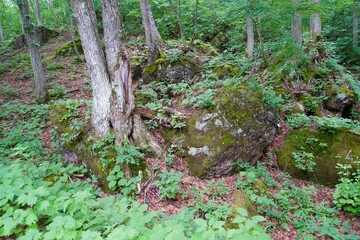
[190, 0, 199, 45]
[291, 0, 302, 44]
[17, 0, 47, 103]
[246, 16, 254, 58]
[140, 0, 162, 65]
[48, 0, 59, 19]
[0, 21, 4, 42]
[35, 0, 41, 26]
[67, 0, 80, 58]
[354, 0, 359, 49]
[310, 0, 321, 39]
[168, 0, 186, 48]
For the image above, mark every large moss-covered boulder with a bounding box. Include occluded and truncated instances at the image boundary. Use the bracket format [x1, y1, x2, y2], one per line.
[142, 53, 199, 83]
[276, 128, 360, 186]
[8, 26, 59, 50]
[165, 86, 278, 178]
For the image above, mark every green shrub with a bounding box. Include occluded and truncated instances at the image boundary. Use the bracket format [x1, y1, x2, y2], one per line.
[333, 163, 360, 216]
[154, 170, 183, 199]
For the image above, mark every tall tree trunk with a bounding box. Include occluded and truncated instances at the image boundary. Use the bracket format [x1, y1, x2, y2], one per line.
[48, 0, 59, 19]
[291, 0, 302, 44]
[73, 0, 112, 136]
[310, 0, 321, 39]
[73, 0, 161, 153]
[139, 0, 162, 65]
[168, 0, 186, 48]
[190, 0, 199, 45]
[67, 0, 80, 58]
[246, 15, 254, 58]
[35, 0, 41, 26]
[17, 0, 47, 103]
[354, 0, 359, 49]
[0, 21, 4, 42]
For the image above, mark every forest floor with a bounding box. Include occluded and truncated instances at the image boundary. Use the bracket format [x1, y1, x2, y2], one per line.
[0, 32, 359, 240]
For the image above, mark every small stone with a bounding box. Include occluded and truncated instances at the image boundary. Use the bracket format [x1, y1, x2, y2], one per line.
[188, 146, 210, 156]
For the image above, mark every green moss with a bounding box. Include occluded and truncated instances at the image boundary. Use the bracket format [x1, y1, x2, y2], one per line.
[225, 189, 257, 229]
[338, 86, 355, 98]
[276, 128, 360, 186]
[164, 85, 275, 178]
[130, 55, 142, 65]
[214, 64, 240, 78]
[55, 39, 83, 57]
[142, 58, 164, 76]
[192, 40, 219, 56]
[49, 103, 150, 192]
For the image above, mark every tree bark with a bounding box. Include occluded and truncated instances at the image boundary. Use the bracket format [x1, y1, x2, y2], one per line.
[67, 0, 80, 58]
[190, 0, 199, 45]
[291, 0, 302, 44]
[48, 0, 59, 19]
[17, 0, 47, 103]
[73, 0, 161, 154]
[354, 0, 359, 49]
[139, 0, 162, 65]
[35, 0, 41, 26]
[310, 0, 321, 39]
[73, 0, 112, 136]
[0, 21, 4, 42]
[168, 0, 186, 48]
[246, 15, 254, 58]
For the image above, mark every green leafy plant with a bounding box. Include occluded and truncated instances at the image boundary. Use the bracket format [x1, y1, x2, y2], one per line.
[106, 165, 139, 195]
[115, 140, 144, 165]
[287, 113, 310, 129]
[170, 113, 186, 129]
[49, 85, 66, 99]
[154, 170, 183, 199]
[291, 148, 316, 172]
[333, 163, 360, 216]
[0, 83, 19, 98]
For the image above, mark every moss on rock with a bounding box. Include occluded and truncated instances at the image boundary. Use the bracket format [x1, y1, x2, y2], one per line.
[55, 39, 83, 57]
[164, 85, 279, 178]
[142, 51, 199, 83]
[214, 64, 240, 79]
[276, 128, 360, 186]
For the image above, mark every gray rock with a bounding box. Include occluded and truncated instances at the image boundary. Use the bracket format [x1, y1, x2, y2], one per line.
[165, 86, 279, 179]
[325, 93, 354, 112]
[142, 55, 199, 83]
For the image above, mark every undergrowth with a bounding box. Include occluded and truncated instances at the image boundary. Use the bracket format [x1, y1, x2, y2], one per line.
[0, 101, 270, 239]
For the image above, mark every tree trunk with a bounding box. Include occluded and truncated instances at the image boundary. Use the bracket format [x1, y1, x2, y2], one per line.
[0, 21, 4, 42]
[17, 0, 47, 103]
[310, 0, 321, 39]
[67, 0, 80, 58]
[291, 0, 302, 44]
[73, 0, 112, 136]
[73, 0, 161, 153]
[48, 0, 59, 20]
[139, 0, 162, 65]
[190, 0, 199, 45]
[354, 0, 359, 49]
[168, 0, 186, 48]
[35, 0, 41, 26]
[246, 15, 254, 58]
